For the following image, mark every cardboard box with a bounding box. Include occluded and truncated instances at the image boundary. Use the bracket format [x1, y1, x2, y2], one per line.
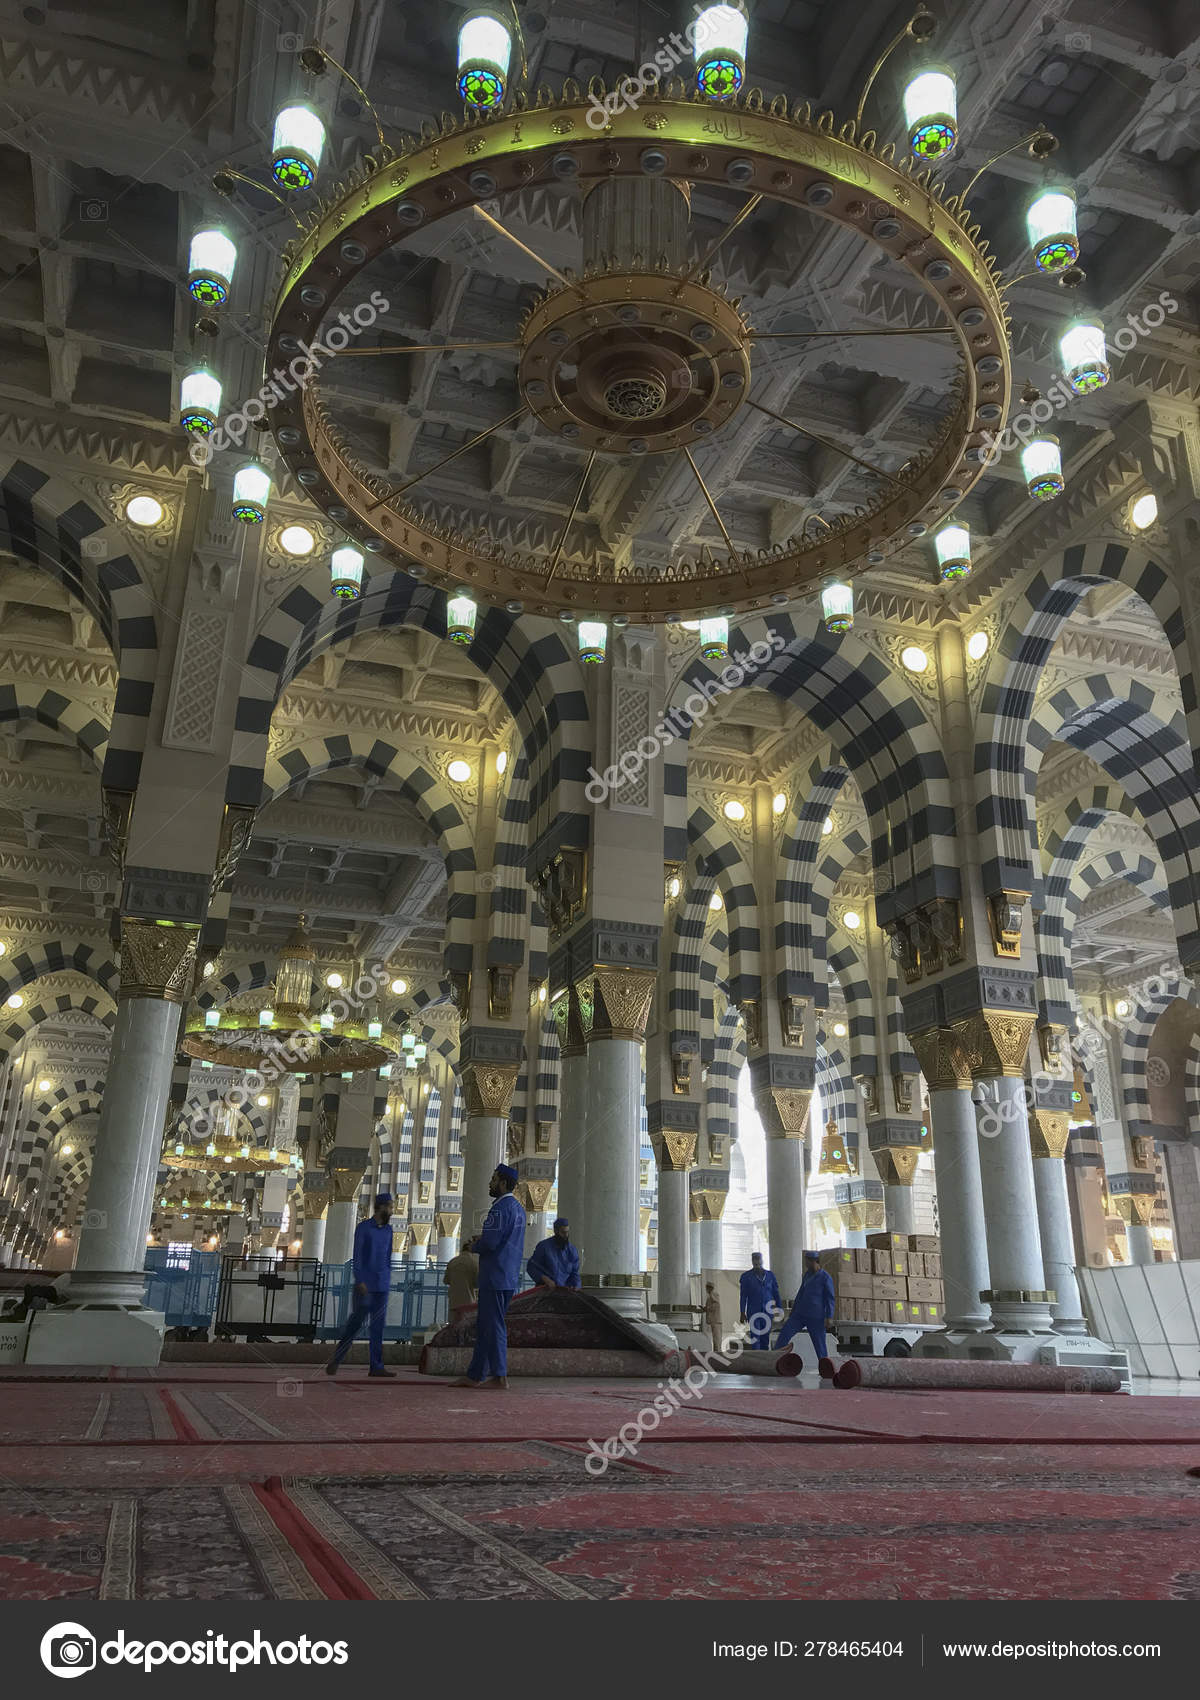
[871, 1250, 893, 1274]
[890, 1252, 909, 1276]
[918, 1302, 942, 1324]
[907, 1252, 926, 1278]
[907, 1276, 941, 1302]
[888, 1299, 909, 1324]
[853, 1249, 874, 1274]
[867, 1231, 908, 1251]
[834, 1274, 873, 1298]
[908, 1235, 939, 1253]
[867, 1300, 891, 1323]
[923, 1253, 942, 1277]
[872, 1275, 906, 1300]
[820, 1249, 855, 1273]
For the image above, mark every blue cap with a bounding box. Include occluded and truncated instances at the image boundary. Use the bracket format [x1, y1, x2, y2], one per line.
[375, 1192, 393, 1206]
[496, 1164, 518, 1185]
[553, 1216, 568, 1227]
[803, 1248, 819, 1259]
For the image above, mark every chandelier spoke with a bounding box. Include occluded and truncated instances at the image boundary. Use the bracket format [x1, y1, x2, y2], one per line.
[745, 397, 907, 491]
[676, 193, 763, 291]
[545, 451, 596, 585]
[365, 404, 529, 513]
[683, 447, 738, 561]
[472, 204, 575, 290]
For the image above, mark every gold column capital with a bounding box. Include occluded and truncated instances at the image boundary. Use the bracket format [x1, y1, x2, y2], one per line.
[408, 1221, 433, 1247]
[301, 1182, 333, 1219]
[461, 1061, 520, 1117]
[649, 1129, 699, 1172]
[908, 1026, 973, 1092]
[515, 1177, 553, 1212]
[588, 966, 656, 1042]
[949, 1010, 1037, 1079]
[436, 1210, 461, 1239]
[1029, 1109, 1070, 1160]
[328, 1167, 365, 1203]
[872, 1145, 922, 1187]
[118, 919, 198, 1003]
[759, 1086, 812, 1139]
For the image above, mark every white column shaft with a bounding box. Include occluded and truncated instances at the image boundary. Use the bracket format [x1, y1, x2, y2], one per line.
[765, 1136, 806, 1305]
[928, 1087, 991, 1330]
[584, 1037, 641, 1277]
[975, 1076, 1052, 1331]
[1032, 1156, 1086, 1331]
[461, 1114, 506, 1240]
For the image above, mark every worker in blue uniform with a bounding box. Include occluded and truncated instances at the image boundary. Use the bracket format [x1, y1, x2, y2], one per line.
[527, 1216, 580, 1290]
[738, 1251, 782, 1349]
[452, 1164, 526, 1389]
[326, 1193, 395, 1378]
[775, 1250, 837, 1365]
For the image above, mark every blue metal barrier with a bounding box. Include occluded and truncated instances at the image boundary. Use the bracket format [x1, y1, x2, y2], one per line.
[143, 1248, 221, 1329]
[317, 1260, 449, 1341]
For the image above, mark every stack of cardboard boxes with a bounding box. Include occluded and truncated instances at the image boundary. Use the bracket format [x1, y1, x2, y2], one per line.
[820, 1231, 944, 1328]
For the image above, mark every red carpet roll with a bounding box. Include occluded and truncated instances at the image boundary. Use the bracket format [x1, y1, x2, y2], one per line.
[832, 1357, 1123, 1393]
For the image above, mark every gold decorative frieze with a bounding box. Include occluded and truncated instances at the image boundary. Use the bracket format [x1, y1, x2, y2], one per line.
[950, 1009, 1037, 1079]
[764, 1087, 812, 1139]
[590, 966, 656, 1042]
[119, 919, 198, 1004]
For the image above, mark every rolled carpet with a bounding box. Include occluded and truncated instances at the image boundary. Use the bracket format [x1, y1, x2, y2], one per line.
[832, 1357, 1123, 1393]
[720, 1347, 803, 1377]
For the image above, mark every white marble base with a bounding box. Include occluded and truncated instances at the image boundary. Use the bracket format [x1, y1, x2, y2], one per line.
[27, 1306, 166, 1366]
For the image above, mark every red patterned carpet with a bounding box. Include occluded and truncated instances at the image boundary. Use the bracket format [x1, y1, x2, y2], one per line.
[0, 1367, 1197, 1600]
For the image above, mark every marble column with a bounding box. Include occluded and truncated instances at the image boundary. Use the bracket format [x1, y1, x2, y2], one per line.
[1030, 1109, 1087, 1333]
[908, 1028, 991, 1331]
[300, 1211, 327, 1261]
[435, 1208, 460, 1264]
[72, 921, 197, 1306]
[408, 1222, 431, 1266]
[752, 1083, 810, 1308]
[323, 1196, 358, 1266]
[460, 1061, 519, 1240]
[258, 1171, 289, 1252]
[871, 1145, 920, 1236]
[580, 967, 656, 1309]
[553, 987, 588, 1256]
[964, 1014, 1053, 1332]
[651, 1129, 696, 1314]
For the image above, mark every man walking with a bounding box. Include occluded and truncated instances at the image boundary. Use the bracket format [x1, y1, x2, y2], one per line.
[444, 1243, 479, 1322]
[452, 1164, 525, 1389]
[326, 1193, 395, 1378]
[738, 1251, 781, 1349]
[704, 1281, 723, 1351]
[527, 1216, 580, 1290]
[775, 1250, 836, 1367]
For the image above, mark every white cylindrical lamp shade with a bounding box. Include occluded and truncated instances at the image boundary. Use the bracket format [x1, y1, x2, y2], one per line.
[1026, 189, 1079, 274]
[578, 620, 607, 664]
[904, 68, 957, 160]
[1059, 318, 1109, 395]
[180, 369, 222, 436]
[1021, 436, 1064, 501]
[934, 522, 971, 583]
[330, 545, 364, 600]
[271, 105, 326, 190]
[694, 4, 749, 100]
[457, 13, 512, 109]
[821, 580, 854, 635]
[232, 463, 270, 524]
[446, 593, 477, 644]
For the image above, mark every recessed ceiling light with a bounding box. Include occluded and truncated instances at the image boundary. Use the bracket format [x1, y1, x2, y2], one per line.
[822, 816, 834, 835]
[1114, 999, 1131, 1017]
[125, 495, 163, 527]
[447, 759, 471, 783]
[391, 977, 408, 995]
[325, 971, 343, 988]
[843, 910, 862, 929]
[901, 645, 929, 672]
[709, 891, 723, 910]
[279, 524, 315, 556]
[495, 751, 508, 775]
[37, 1078, 51, 1092]
[202, 960, 216, 976]
[833, 1022, 847, 1037]
[773, 792, 787, 815]
[1129, 492, 1157, 531]
[966, 630, 989, 660]
[723, 798, 746, 821]
[6, 993, 22, 1008]
[62, 1143, 73, 1156]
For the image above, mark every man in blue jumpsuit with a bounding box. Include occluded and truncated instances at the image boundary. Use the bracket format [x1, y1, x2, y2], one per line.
[527, 1217, 580, 1290]
[326, 1193, 395, 1378]
[453, 1164, 526, 1389]
[776, 1250, 836, 1365]
[738, 1251, 782, 1349]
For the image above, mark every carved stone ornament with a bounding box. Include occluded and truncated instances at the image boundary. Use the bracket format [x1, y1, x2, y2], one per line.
[516, 1177, 553, 1213]
[691, 1188, 727, 1222]
[859, 1074, 881, 1117]
[213, 803, 256, 893]
[449, 971, 472, 1020]
[553, 983, 587, 1057]
[436, 1211, 461, 1238]
[1037, 1022, 1067, 1072]
[448, 1165, 463, 1193]
[671, 1047, 693, 1095]
[591, 966, 656, 1041]
[927, 898, 964, 965]
[300, 1182, 332, 1218]
[892, 1071, 915, 1115]
[780, 995, 807, 1047]
[118, 919, 199, 1003]
[488, 964, 515, 1022]
[327, 1165, 366, 1203]
[1029, 1110, 1070, 1160]
[462, 1062, 520, 1117]
[884, 918, 921, 985]
[102, 788, 135, 872]
[872, 1145, 922, 1187]
[987, 890, 1026, 959]
[739, 997, 761, 1050]
[506, 1122, 523, 1162]
[534, 847, 588, 937]
[1130, 1133, 1156, 1172]
[649, 1129, 698, 1171]
[950, 1009, 1037, 1079]
[534, 1120, 554, 1152]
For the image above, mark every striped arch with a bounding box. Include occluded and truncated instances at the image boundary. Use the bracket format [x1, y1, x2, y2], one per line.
[1121, 981, 1193, 1132]
[664, 612, 953, 922]
[487, 749, 534, 975]
[419, 1088, 440, 1191]
[1038, 780, 1142, 868]
[45, 1143, 95, 1232]
[775, 755, 853, 1000]
[668, 845, 723, 1050]
[0, 941, 119, 1005]
[0, 458, 160, 791]
[974, 537, 1192, 904]
[1039, 831, 1170, 1028]
[707, 1003, 744, 1145]
[263, 736, 476, 974]
[0, 985, 115, 1061]
[826, 941, 878, 1079]
[15, 1096, 103, 1191]
[885, 968, 919, 1084]
[448, 1078, 465, 1161]
[687, 807, 760, 1004]
[173, 1089, 268, 1146]
[230, 570, 588, 837]
[531, 1011, 559, 1126]
[0, 682, 109, 767]
[697, 919, 731, 1065]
